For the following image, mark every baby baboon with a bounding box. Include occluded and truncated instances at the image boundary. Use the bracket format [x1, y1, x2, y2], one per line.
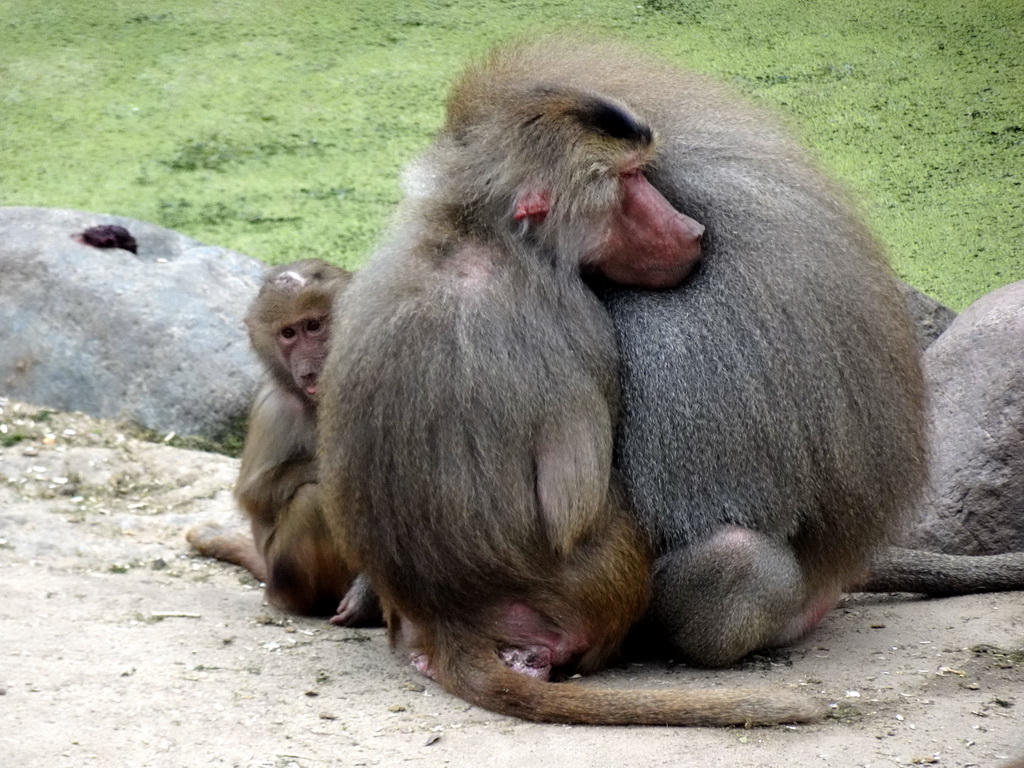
[189, 259, 377, 624]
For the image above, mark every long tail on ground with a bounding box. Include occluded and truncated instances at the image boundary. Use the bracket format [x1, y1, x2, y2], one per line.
[431, 632, 825, 727]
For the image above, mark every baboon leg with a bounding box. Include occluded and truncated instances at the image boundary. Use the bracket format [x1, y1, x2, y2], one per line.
[650, 526, 809, 667]
[261, 484, 356, 616]
[186, 522, 268, 583]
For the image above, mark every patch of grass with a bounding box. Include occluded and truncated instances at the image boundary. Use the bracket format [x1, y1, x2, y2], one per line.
[161, 132, 329, 172]
[127, 410, 247, 457]
[1, 0, 1020, 307]
[971, 644, 1024, 666]
[1, 433, 28, 448]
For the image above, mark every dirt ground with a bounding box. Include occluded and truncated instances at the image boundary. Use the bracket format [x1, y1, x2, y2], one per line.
[1, 397, 1022, 768]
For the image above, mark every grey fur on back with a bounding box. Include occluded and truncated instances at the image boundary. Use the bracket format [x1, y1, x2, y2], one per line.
[519, 40, 932, 585]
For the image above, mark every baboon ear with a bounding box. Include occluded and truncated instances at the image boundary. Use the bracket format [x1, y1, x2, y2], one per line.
[534, 415, 612, 556]
[513, 184, 551, 224]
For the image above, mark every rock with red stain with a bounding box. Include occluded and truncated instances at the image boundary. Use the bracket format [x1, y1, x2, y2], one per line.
[0, 206, 264, 440]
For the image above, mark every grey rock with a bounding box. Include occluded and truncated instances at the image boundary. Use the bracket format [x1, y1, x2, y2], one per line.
[0, 207, 264, 439]
[904, 280, 1024, 554]
[898, 282, 957, 351]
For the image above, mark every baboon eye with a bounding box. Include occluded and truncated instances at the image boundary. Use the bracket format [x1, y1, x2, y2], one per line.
[281, 327, 296, 339]
[307, 318, 322, 332]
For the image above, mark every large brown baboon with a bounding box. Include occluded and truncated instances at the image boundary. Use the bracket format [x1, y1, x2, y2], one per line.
[317, 43, 820, 726]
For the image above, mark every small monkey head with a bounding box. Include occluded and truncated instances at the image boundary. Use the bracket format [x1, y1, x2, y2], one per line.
[245, 259, 352, 403]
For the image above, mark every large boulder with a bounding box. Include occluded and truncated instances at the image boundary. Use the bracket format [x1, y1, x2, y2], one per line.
[0, 207, 264, 440]
[897, 282, 957, 351]
[904, 280, 1024, 554]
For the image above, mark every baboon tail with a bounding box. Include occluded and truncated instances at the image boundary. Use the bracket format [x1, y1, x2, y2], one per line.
[861, 546, 1024, 596]
[433, 633, 824, 727]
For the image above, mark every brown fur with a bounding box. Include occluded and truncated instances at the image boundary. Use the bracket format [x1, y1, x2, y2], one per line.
[189, 260, 378, 623]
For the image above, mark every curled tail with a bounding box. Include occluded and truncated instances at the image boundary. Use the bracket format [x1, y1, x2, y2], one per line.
[861, 546, 1024, 595]
[432, 631, 824, 727]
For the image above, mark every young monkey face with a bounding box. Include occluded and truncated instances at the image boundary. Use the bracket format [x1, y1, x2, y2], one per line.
[277, 311, 330, 399]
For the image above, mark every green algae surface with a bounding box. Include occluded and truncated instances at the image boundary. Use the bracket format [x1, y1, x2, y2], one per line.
[1, 0, 1021, 308]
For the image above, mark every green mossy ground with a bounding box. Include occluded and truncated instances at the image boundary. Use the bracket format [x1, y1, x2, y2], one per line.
[2, 0, 1020, 308]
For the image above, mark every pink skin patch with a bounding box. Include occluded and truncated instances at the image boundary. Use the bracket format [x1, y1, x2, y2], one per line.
[513, 188, 551, 224]
[499, 646, 554, 678]
[405, 602, 591, 682]
[776, 587, 843, 646]
[495, 602, 590, 679]
[594, 169, 704, 289]
[280, 316, 328, 401]
[411, 651, 436, 680]
[513, 171, 703, 290]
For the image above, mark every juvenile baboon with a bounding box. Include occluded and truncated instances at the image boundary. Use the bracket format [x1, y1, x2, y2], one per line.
[188, 259, 378, 624]
[317, 46, 821, 726]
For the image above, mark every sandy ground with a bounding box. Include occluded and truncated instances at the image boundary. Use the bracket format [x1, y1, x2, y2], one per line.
[1, 397, 1022, 768]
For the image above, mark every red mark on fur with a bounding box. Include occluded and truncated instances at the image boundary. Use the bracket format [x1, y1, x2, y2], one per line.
[513, 187, 550, 224]
[494, 602, 590, 680]
[406, 602, 591, 683]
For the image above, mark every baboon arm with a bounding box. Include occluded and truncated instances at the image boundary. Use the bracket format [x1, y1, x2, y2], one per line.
[236, 462, 318, 533]
[235, 384, 317, 531]
[534, 417, 612, 554]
